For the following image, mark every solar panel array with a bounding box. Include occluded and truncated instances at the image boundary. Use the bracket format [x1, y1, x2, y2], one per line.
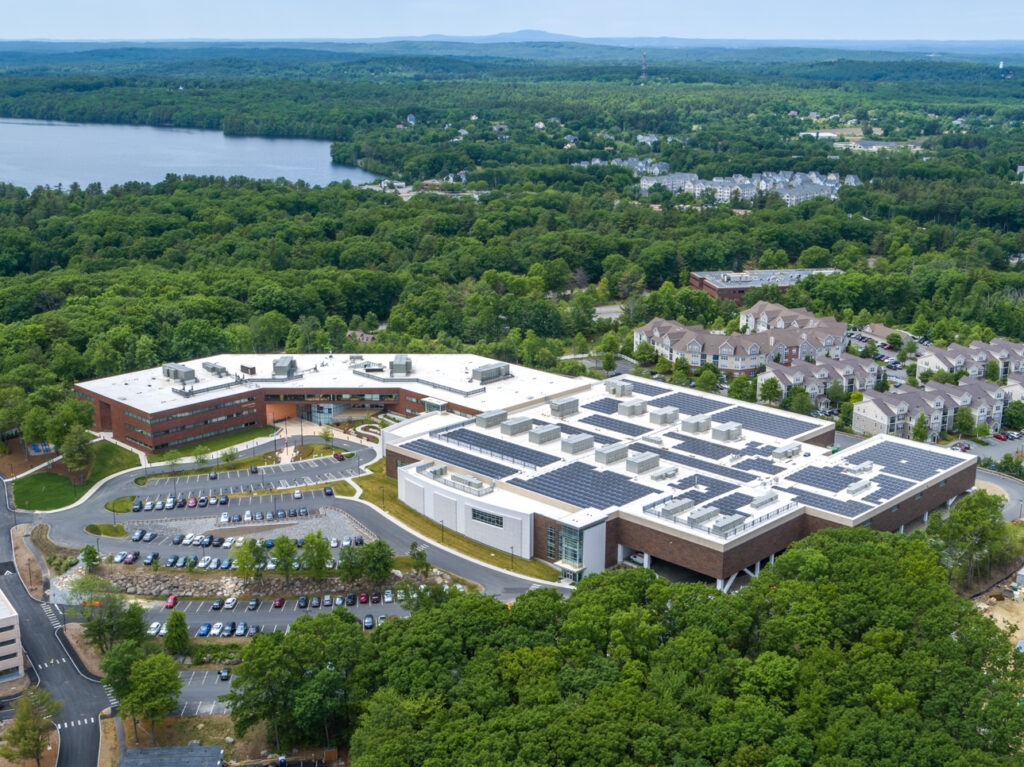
[649, 391, 724, 415]
[669, 435, 737, 460]
[787, 466, 858, 493]
[580, 413, 651, 437]
[734, 457, 786, 475]
[671, 474, 737, 505]
[625, 379, 670, 397]
[441, 428, 559, 468]
[713, 493, 755, 515]
[738, 441, 776, 457]
[715, 405, 815, 439]
[862, 473, 916, 504]
[403, 439, 517, 479]
[781, 485, 871, 518]
[510, 462, 654, 509]
[640, 445, 757, 482]
[843, 441, 963, 482]
[558, 423, 618, 445]
[582, 398, 621, 414]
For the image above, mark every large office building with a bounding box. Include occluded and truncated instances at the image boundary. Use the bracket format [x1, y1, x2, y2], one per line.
[76, 354, 975, 588]
[689, 268, 841, 305]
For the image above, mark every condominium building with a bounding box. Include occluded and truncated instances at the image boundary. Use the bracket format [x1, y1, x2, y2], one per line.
[757, 354, 881, 406]
[852, 379, 1009, 440]
[917, 339, 1024, 380]
[739, 301, 844, 333]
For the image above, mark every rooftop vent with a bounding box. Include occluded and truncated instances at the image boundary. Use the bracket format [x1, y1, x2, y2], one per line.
[162, 363, 196, 383]
[550, 396, 579, 417]
[529, 424, 561, 444]
[389, 354, 412, 376]
[475, 410, 508, 429]
[273, 356, 297, 378]
[471, 362, 510, 384]
[202, 361, 228, 377]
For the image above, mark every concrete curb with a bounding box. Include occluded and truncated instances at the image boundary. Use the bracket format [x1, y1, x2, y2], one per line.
[9, 526, 44, 604]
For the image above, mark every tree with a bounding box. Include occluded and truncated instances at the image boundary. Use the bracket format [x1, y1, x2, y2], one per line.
[318, 425, 334, 452]
[100, 639, 147, 702]
[885, 332, 904, 351]
[361, 540, 395, 583]
[911, 413, 930, 442]
[163, 610, 189, 655]
[985, 359, 1000, 381]
[194, 448, 210, 469]
[694, 369, 718, 392]
[874, 370, 890, 392]
[825, 381, 847, 407]
[80, 544, 100, 571]
[61, 423, 93, 483]
[300, 530, 332, 578]
[1005, 400, 1024, 431]
[758, 377, 782, 404]
[0, 687, 61, 767]
[977, 422, 991, 438]
[633, 342, 657, 366]
[727, 375, 753, 402]
[337, 545, 361, 583]
[602, 352, 616, 372]
[273, 536, 299, 582]
[409, 541, 430, 578]
[122, 653, 183, 745]
[781, 385, 814, 415]
[953, 405, 975, 438]
[219, 447, 239, 467]
[927, 490, 1015, 586]
[235, 537, 268, 581]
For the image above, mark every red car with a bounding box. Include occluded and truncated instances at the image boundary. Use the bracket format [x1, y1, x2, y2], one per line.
[187, 497, 198, 507]
[272, 597, 284, 608]
[165, 595, 178, 609]
[994, 433, 1008, 441]
[359, 593, 369, 604]
[333, 453, 346, 461]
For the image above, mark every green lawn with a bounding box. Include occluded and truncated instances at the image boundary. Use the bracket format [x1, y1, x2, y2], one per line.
[156, 426, 277, 461]
[85, 523, 127, 538]
[104, 496, 137, 513]
[13, 441, 141, 511]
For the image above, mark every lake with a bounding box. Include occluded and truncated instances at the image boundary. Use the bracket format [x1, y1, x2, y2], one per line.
[0, 118, 379, 190]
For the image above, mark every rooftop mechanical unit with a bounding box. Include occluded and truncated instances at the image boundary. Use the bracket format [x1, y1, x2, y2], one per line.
[649, 406, 679, 425]
[651, 466, 678, 481]
[201, 361, 228, 377]
[594, 442, 628, 465]
[617, 398, 647, 417]
[847, 461, 873, 475]
[604, 379, 634, 397]
[846, 479, 872, 496]
[562, 433, 594, 454]
[772, 442, 802, 461]
[749, 491, 778, 509]
[711, 421, 742, 442]
[679, 414, 711, 434]
[626, 451, 659, 474]
[471, 362, 510, 384]
[500, 417, 533, 436]
[389, 354, 412, 375]
[425, 464, 446, 479]
[450, 473, 483, 490]
[688, 506, 720, 524]
[162, 363, 196, 383]
[529, 424, 561, 444]
[661, 497, 693, 517]
[550, 396, 579, 417]
[476, 410, 508, 429]
[273, 355, 297, 378]
[711, 514, 745, 535]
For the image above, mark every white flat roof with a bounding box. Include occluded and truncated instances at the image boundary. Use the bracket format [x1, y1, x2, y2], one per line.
[76, 354, 586, 415]
[0, 589, 16, 620]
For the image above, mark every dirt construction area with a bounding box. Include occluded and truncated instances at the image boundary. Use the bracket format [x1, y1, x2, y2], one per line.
[983, 595, 1024, 645]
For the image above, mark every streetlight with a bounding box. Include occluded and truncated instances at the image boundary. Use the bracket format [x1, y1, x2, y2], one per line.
[509, 546, 514, 571]
[441, 521, 445, 544]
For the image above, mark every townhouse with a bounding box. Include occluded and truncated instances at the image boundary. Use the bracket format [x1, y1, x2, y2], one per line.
[917, 339, 1024, 379]
[757, 355, 880, 407]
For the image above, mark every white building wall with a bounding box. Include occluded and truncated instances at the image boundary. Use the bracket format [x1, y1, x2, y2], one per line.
[581, 522, 607, 574]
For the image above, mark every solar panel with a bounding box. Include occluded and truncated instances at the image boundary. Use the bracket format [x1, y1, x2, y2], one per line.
[841, 442, 963, 482]
[648, 391, 724, 415]
[668, 434, 737, 460]
[403, 439, 517, 479]
[787, 466, 858, 493]
[558, 423, 618, 445]
[671, 474, 737, 505]
[715, 405, 816, 439]
[582, 398, 621, 414]
[510, 462, 654, 509]
[714, 493, 754, 514]
[439, 428, 558, 468]
[738, 441, 776, 457]
[639, 445, 757, 482]
[780, 485, 871, 518]
[862, 473, 916, 504]
[624, 379, 670, 397]
[580, 413, 651, 437]
[734, 457, 785, 475]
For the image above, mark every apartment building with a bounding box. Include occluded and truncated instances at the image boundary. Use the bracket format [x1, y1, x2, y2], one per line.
[757, 355, 880, 407]
[852, 379, 1008, 440]
[739, 301, 845, 334]
[917, 339, 1024, 380]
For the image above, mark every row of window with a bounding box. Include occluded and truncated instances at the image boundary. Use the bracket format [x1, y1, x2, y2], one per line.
[126, 421, 258, 451]
[125, 408, 256, 438]
[0, 652, 17, 662]
[265, 393, 397, 403]
[125, 396, 256, 425]
[471, 509, 504, 528]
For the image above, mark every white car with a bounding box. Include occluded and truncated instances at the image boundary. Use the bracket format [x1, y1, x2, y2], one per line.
[113, 551, 128, 563]
[182, 533, 195, 546]
[342, 536, 352, 547]
[383, 590, 393, 604]
[224, 537, 235, 548]
[159, 623, 169, 637]
[198, 556, 212, 569]
[219, 512, 229, 524]
[396, 590, 406, 602]
[165, 495, 176, 507]
[224, 597, 237, 610]
[210, 622, 224, 637]
[146, 621, 161, 636]
[293, 489, 302, 500]
[243, 510, 252, 522]
[234, 537, 246, 548]
[330, 538, 339, 548]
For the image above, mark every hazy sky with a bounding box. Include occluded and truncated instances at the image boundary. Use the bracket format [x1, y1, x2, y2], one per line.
[6, 0, 1022, 41]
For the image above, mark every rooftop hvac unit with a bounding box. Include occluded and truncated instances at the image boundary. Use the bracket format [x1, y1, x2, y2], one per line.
[711, 421, 742, 442]
[240, 364, 256, 376]
[771, 442, 802, 461]
[651, 466, 678, 481]
[846, 479, 872, 496]
[649, 406, 679, 425]
[660, 497, 692, 517]
[626, 451, 659, 474]
[688, 506, 720, 524]
[500, 417, 533, 436]
[202, 361, 228, 377]
[451, 473, 483, 489]
[711, 514, 745, 535]
[617, 398, 647, 417]
[475, 410, 508, 429]
[749, 491, 778, 509]
[529, 424, 561, 444]
[471, 362, 510, 384]
[561, 433, 594, 455]
[604, 380, 634, 397]
[162, 363, 196, 383]
[389, 354, 412, 376]
[641, 435, 663, 446]
[847, 461, 873, 475]
[426, 464, 446, 478]
[595, 442, 628, 465]
[550, 396, 579, 417]
[273, 355, 297, 377]
[679, 414, 711, 434]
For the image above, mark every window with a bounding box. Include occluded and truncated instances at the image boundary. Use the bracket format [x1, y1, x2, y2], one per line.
[546, 526, 557, 559]
[471, 509, 503, 528]
[559, 526, 583, 567]
[0, 652, 17, 662]
[0, 625, 13, 633]
[0, 638, 15, 648]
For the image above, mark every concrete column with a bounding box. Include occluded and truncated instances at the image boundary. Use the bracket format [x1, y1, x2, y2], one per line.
[642, 552, 651, 569]
[617, 544, 626, 564]
[899, 524, 905, 534]
[923, 511, 930, 524]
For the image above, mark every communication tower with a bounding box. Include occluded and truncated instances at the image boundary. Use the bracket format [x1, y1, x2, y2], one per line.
[641, 52, 647, 84]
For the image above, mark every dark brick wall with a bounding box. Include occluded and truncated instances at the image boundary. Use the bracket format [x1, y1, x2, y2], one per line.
[867, 462, 975, 532]
[532, 514, 561, 564]
[803, 427, 836, 448]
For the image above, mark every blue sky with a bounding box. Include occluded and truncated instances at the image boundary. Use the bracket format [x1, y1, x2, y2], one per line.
[5, 0, 1022, 41]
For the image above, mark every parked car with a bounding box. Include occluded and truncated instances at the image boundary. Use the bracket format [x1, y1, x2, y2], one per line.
[353, 535, 364, 546]
[363, 614, 375, 630]
[371, 592, 381, 604]
[147, 622, 161, 636]
[346, 593, 357, 606]
[293, 489, 302, 499]
[218, 668, 231, 681]
[219, 512, 229, 524]
[311, 596, 321, 608]
[219, 495, 229, 505]
[247, 598, 260, 610]
[224, 597, 237, 610]
[209, 471, 218, 480]
[254, 511, 264, 521]
[323, 486, 334, 496]
[142, 531, 157, 542]
[383, 590, 393, 604]
[143, 553, 158, 565]
[247, 624, 261, 636]
[211, 598, 224, 610]
[994, 433, 1008, 441]
[333, 453, 346, 461]
[276, 510, 286, 519]
[210, 622, 224, 637]
[132, 500, 142, 512]
[131, 529, 145, 542]
[154, 501, 165, 511]
[342, 536, 351, 547]
[198, 623, 212, 637]
[235, 622, 247, 637]
[220, 558, 232, 570]
[250, 465, 259, 474]
[272, 597, 284, 608]
[187, 497, 197, 507]
[299, 507, 308, 516]
[143, 501, 154, 512]
[297, 596, 309, 609]
[359, 593, 368, 604]
[330, 538, 339, 548]
[287, 508, 297, 518]
[323, 594, 333, 607]
[198, 496, 208, 507]
[165, 555, 178, 567]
